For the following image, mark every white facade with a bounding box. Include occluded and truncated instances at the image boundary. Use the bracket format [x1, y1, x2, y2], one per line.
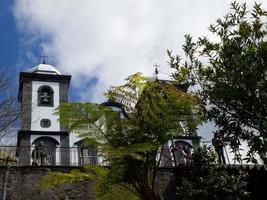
[31, 81, 60, 131]
[69, 133, 80, 147]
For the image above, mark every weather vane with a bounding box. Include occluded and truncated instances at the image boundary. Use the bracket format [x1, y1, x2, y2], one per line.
[41, 55, 48, 64]
[153, 63, 160, 74]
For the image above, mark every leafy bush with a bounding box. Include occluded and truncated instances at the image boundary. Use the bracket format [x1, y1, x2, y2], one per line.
[177, 146, 249, 200]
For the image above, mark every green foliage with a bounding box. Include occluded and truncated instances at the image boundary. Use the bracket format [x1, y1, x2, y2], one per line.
[37, 166, 139, 200]
[37, 169, 95, 190]
[53, 72, 202, 200]
[95, 184, 140, 200]
[0, 152, 17, 166]
[178, 170, 249, 200]
[178, 146, 249, 200]
[106, 72, 148, 112]
[169, 1, 267, 164]
[192, 145, 217, 169]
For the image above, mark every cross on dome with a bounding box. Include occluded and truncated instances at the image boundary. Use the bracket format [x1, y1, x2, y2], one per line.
[150, 63, 171, 82]
[41, 55, 48, 64]
[29, 57, 61, 75]
[153, 63, 160, 74]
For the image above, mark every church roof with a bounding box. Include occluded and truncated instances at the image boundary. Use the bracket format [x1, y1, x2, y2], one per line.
[29, 63, 61, 75]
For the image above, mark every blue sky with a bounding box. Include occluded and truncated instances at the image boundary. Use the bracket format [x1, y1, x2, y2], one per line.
[0, 1, 44, 93]
[1, 0, 266, 146]
[1, 1, 266, 103]
[0, 1, 19, 70]
[6, 0, 233, 102]
[0, 0, 86, 102]
[0, 0, 225, 144]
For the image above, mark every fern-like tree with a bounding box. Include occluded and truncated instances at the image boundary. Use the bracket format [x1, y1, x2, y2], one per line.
[57, 73, 202, 200]
[169, 1, 267, 164]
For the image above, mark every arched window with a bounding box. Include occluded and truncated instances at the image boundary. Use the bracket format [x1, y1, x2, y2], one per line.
[31, 136, 59, 166]
[38, 85, 54, 107]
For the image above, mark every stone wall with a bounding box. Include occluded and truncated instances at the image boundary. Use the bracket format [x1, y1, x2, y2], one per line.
[3, 165, 266, 200]
[0, 166, 95, 200]
[0, 166, 176, 200]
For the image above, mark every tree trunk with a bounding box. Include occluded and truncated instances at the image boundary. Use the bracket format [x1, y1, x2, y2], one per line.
[138, 168, 162, 200]
[139, 183, 162, 200]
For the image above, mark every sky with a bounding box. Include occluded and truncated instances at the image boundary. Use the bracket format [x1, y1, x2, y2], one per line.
[2, 0, 265, 102]
[0, 0, 266, 162]
[1, 0, 232, 102]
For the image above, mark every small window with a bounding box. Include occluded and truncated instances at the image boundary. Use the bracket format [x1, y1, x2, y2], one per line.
[38, 85, 54, 107]
[40, 119, 51, 128]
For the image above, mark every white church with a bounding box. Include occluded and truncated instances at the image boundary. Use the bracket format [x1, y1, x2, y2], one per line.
[16, 61, 201, 166]
[16, 61, 95, 166]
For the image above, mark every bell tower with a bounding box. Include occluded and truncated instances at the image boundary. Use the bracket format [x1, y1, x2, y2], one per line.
[17, 62, 71, 165]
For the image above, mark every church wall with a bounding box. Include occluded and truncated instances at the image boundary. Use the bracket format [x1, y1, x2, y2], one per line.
[17, 132, 31, 165]
[69, 132, 80, 147]
[31, 81, 60, 132]
[60, 135, 70, 165]
[69, 133, 80, 165]
[21, 80, 32, 131]
[59, 82, 69, 131]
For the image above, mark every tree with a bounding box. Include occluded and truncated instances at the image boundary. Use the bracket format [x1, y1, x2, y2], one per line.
[0, 72, 19, 142]
[168, 1, 267, 164]
[177, 145, 249, 200]
[55, 73, 201, 200]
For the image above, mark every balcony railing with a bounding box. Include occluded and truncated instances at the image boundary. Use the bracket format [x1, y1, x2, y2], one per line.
[0, 146, 100, 166]
[0, 146, 192, 167]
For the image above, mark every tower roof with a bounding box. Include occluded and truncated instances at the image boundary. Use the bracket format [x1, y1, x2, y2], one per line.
[29, 63, 61, 75]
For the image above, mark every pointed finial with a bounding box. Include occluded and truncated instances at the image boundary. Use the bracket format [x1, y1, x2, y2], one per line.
[153, 63, 160, 74]
[41, 55, 48, 64]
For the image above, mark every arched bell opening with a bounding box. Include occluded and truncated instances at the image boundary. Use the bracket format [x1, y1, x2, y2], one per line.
[174, 140, 193, 155]
[37, 85, 54, 107]
[31, 136, 59, 166]
[173, 140, 194, 166]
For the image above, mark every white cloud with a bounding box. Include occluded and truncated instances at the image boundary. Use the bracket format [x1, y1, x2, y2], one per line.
[13, 0, 267, 160]
[13, 0, 266, 102]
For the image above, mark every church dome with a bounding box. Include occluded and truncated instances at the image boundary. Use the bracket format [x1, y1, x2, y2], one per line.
[29, 63, 61, 75]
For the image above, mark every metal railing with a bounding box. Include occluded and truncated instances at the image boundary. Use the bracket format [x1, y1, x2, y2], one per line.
[0, 146, 101, 166]
[0, 146, 192, 167]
